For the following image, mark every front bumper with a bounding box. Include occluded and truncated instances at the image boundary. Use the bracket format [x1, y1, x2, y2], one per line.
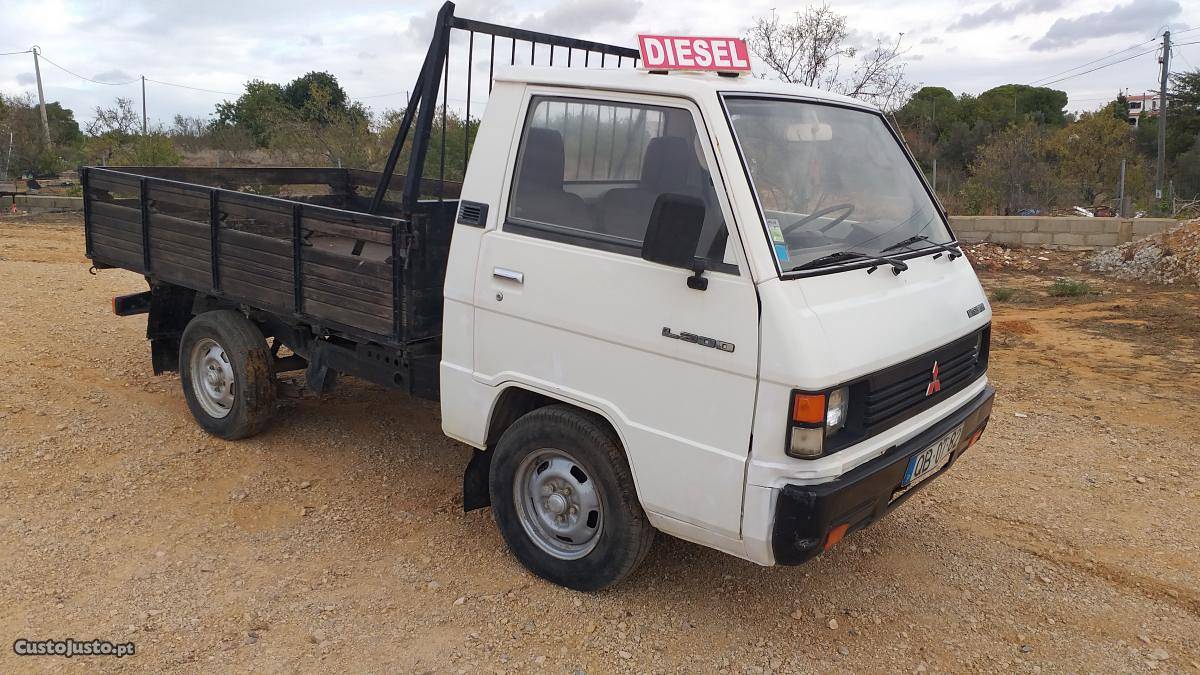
[771, 385, 995, 565]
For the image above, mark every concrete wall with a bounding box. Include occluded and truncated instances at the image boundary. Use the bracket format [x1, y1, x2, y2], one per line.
[2, 195, 85, 213]
[951, 215, 1177, 249]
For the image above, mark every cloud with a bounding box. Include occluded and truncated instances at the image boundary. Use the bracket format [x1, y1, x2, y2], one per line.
[920, 36, 942, 45]
[526, 0, 642, 35]
[17, 72, 36, 85]
[93, 69, 133, 83]
[301, 34, 323, 46]
[950, 0, 1063, 31]
[1031, 0, 1181, 50]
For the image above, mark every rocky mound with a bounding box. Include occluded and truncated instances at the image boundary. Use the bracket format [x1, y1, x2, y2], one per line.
[1089, 219, 1200, 286]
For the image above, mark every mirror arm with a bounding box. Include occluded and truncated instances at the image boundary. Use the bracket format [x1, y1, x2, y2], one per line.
[686, 259, 709, 291]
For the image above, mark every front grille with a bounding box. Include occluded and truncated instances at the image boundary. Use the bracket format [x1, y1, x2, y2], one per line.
[826, 325, 990, 454]
[860, 326, 989, 431]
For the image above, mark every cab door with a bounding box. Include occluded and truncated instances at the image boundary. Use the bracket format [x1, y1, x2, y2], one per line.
[472, 90, 759, 540]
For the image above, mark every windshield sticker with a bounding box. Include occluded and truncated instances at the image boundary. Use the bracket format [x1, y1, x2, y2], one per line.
[766, 219, 790, 262]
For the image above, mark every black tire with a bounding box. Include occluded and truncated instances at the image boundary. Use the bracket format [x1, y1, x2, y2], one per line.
[489, 405, 655, 591]
[179, 310, 276, 440]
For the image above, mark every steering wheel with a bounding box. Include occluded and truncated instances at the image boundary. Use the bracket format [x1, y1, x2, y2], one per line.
[781, 203, 855, 235]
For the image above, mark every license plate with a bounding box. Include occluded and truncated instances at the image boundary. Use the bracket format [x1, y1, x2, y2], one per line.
[901, 424, 963, 489]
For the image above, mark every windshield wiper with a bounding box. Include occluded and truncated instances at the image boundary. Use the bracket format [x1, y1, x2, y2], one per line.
[880, 234, 961, 259]
[791, 250, 909, 275]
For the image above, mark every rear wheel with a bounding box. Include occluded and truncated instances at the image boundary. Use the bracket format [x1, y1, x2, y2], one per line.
[489, 405, 654, 591]
[179, 310, 276, 439]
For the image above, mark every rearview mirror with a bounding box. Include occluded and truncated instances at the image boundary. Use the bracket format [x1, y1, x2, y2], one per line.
[641, 193, 708, 290]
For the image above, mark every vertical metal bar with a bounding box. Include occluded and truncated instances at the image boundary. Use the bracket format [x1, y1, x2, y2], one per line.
[585, 51, 590, 67]
[634, 55, 639, 67]
[575, 102, 585, 178]
[608, 105, 617, 179]
[465, 30, 473, 174]
[489, 34, 495, 93]
[81, 168, 93, 257]
[510, 38, 516, 65]
[590, 103, 600, 176]
[617, 55, 622, 68]
[568, 48, 572, 67]
[209, 189, 221, 292]
[530, 41, 536, 65]
[139, 177, 151, 273]
[402, 1, 453, 212]
[292, 203, 303, 314]
[601, 53, 606, 68]
[549, 45, 554, 66]
[371, 53, 430, 213]
[440, 50, 448, 201]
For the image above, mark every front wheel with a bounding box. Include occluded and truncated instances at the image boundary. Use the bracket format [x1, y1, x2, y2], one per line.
[489, 405, 655, 591]
[179, 310, 276, 440]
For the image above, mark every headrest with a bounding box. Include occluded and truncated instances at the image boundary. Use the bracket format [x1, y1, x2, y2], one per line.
[520, 127, 566, 190]
[641, 136, 696, 191]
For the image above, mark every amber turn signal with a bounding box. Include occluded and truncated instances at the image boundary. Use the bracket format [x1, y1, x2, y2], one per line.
[791, 393, 826, 425]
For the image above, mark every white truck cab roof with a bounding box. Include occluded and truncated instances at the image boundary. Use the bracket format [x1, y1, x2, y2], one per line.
[492, 65, 878, 112]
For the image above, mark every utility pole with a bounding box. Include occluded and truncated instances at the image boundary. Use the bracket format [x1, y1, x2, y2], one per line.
[31, 46, 51, 146]
[1118, 158, 1127, 217]
[3, 130, 13, 179]
[1155, 30, 1170, 200]
[141, 76, 148, 134]
[932, 158, 938, 196]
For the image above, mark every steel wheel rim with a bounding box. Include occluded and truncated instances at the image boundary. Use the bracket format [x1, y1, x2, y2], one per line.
[514, 448, 604, 560]
[189, 337, 235, 419]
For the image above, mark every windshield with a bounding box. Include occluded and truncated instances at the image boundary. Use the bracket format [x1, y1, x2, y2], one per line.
[724, 97, 951, 273]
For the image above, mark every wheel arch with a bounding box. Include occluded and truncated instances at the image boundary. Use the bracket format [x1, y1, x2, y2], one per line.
[462, 383, 634, 512]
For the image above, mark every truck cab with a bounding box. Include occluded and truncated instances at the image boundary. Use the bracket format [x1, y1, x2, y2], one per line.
[442, 66, 994, 586]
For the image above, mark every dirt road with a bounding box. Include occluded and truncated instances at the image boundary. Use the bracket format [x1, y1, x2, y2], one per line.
[1, 214, 1198, 673]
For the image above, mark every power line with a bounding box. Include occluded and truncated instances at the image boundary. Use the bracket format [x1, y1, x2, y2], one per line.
[144, 78, 236, 96]
[36, 52, 139, 85]
[1029, 38, 1157, 85]
[1036, 47, 1159, 87]
[0, 49, 32, 56]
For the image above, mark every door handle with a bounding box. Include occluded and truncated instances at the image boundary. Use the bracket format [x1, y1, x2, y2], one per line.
[493, 267, 524, 284]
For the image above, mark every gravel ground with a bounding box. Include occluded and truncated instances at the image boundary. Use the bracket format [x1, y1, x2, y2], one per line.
[1, 214, 1198, 673]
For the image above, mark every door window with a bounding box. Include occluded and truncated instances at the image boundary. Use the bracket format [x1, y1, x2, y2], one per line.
[506, 96, 732, 267]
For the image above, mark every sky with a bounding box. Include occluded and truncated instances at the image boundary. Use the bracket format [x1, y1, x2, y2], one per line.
[1, 0, 1197, 130]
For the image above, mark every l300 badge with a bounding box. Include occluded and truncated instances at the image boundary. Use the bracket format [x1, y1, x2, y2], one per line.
[662, 327, 735, 353]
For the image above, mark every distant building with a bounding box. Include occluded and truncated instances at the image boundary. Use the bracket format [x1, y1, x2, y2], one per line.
[1125, 93, 1164, 127]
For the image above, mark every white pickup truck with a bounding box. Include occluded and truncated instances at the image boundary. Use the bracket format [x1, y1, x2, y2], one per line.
[85, 3, 994, 590]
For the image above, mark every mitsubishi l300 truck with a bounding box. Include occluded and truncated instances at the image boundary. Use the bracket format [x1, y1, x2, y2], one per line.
[83, 2, 994, 590]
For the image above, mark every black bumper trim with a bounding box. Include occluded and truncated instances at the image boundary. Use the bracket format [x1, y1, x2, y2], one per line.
[771, 384, 995, 565]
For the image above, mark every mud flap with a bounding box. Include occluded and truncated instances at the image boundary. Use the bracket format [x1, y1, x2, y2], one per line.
[463, 448, 492, 512]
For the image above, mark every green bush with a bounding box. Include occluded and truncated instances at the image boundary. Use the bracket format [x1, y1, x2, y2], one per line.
[991, 287, 1016, 301]
[1047, 278, 1094, 297]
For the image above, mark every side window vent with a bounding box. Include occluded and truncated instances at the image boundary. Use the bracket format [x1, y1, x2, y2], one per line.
[457, 200, 488, 227]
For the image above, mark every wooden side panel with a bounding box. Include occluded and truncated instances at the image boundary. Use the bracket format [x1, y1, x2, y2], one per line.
[89, 199, 146, 273]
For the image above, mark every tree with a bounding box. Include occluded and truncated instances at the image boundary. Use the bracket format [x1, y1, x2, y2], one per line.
[746, 5, 911, 111]
[974, 84, 1068, 127]
[84, 98, 180, 167]
[0, 94, 80, 177]
[963, 121, 1058, 215]
[1049, 103, 1134, 205]
[214, 72, 367, 147]
[214, 80, 289, 147]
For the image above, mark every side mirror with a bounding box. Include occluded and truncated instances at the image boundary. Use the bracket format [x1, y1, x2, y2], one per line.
[641, 193, 708, 290]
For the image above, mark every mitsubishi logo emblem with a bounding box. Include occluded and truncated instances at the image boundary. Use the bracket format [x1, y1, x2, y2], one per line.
[925, 361, 942, 397]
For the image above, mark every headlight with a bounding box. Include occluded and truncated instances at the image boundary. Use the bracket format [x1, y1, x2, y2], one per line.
[787, 386, 850, 459]
[825, 387, 848, 435]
